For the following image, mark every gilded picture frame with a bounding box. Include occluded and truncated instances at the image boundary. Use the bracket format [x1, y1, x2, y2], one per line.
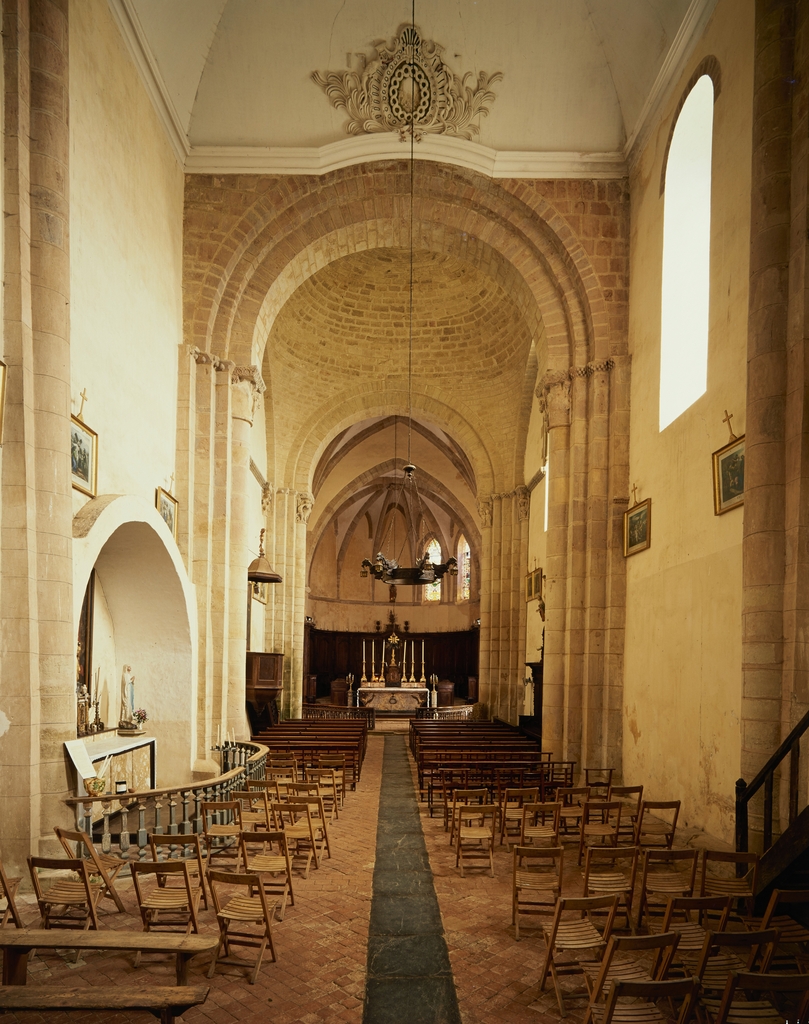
[712, 435, 745, 515]
[251, 581, 269, 605]
[623, 498, 651, 557]
[70, 415, 98, 497]
[525, 568, 543, 602]
[0, 358, 7, 445]
[156, 486, 179, 539]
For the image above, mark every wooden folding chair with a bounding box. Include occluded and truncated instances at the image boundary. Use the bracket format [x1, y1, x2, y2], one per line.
[582, 846, 639, 932]
[635, 800, 680, 849]
[130, 859, 202, 965]
[558, 786, 591, 840]
[28, 856, 102, 933]
[596, 977, 700, 1024]
[307, 768, 340, 822]
[611, 786, 643, 844]
[583, 768, 614, 800]
[583, 931, 681, 1024]
[0, 859, 23, 928]
[499, 787, 540, 847]
[207, 869, 277, 984]
[706, 969, 809, 1024]
[448, 788, 487, 846]
[636, 848, 699, 931]
[455, 804, 497, 878]
[147, 833, 209, 910]
[201, 801, 242, 867]
[54, 825, 127, 913]
[578, 801, 622, 865]
[521, 801, 561, 847]
[649, 894, 732, 970]
[694, 928, 780, 999]
[231, 789, 271, 831]
[539, 893, 618, 1015]
[317, 755, 346, 808]
[755, 888, 809, 972]
[512, 845, 563, 940]
[287, 786, 332, 860]
[239, 829, 294, 920]
[440, 769, 471, 832]
[700, 849, 759, 921]
[274, 801, 321, 876]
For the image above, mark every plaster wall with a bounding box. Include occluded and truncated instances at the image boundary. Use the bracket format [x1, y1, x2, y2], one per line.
[69, 0, 183, 512]
[624, 0, 753, 841]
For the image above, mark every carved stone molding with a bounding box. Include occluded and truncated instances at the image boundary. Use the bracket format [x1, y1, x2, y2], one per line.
[573, 358, 616, 378]
[477, 497, 493, 529]
[296, 492, 314, 525]
[312, 25, 502, 141]
[516, 486, 530, 522]
[232, 364, 267, 394]
[189, 346, 225, 370]
[262, 484, 274, 515]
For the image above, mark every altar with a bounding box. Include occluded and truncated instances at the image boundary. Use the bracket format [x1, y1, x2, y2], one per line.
[358, 686, 429, 711]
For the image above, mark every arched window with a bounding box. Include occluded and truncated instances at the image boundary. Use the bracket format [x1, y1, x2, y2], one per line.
[659, 73, 714, 430]
[457, 536, 471, 602]
[424, 538, 442, 603]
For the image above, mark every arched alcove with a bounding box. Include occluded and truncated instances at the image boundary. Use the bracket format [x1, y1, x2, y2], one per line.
[73, 496, 198, 783]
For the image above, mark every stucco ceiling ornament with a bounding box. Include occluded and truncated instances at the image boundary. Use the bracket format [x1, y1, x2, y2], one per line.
[311, 25, 502, 141]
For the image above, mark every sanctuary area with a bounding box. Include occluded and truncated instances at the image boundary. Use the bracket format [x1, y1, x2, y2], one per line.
[1, 0, 809, 1020]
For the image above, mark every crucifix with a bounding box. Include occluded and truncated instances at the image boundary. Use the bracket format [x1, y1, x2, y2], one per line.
[169, 472, 175, 493]
[631, 483, 638, 505]
[77, 388, 88, 422]
[722, 409, 737, 442]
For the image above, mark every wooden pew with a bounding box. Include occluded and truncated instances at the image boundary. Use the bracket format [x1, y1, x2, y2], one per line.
[0, 929, 217, 987]
[0, 984, 210, 1024]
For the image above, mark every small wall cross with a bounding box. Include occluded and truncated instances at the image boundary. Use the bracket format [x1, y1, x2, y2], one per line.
[77, 388, 88, 422]
[169, 473, 175, 493]
[631, 483, 638, 505]
[723, 409, 737, 442]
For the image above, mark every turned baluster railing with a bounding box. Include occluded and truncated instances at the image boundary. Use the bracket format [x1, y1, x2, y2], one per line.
[65, 741, 268, 863]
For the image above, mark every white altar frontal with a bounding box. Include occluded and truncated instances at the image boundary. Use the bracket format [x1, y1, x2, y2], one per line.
[358, 686, 429, 711]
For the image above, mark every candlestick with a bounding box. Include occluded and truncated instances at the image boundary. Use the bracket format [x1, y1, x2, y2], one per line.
[362, 640, 367, 683]
[420, 639, 426, 683]
[410, 640, 416, 684]
[371, 640, 376, 682]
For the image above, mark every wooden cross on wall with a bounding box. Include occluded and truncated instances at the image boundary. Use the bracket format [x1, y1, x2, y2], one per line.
[77, 388, 88, 422]
[723, 409, 738, 442]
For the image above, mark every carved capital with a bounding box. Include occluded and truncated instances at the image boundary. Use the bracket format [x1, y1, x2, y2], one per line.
[232, 364, 267, 394]
[296, 492, 314, 525]
[477, 497, 493, 529]
[536, 370, 571, 428]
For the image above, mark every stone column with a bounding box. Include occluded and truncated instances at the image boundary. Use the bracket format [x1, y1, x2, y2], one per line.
[538, 372, 572, 759]
[741, 0, 794, 819]
[477, 497, 494, 711]
[516, 486, 531, 717]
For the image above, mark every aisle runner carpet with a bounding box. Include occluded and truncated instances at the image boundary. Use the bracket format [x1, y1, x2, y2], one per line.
[363, 734, 462, 1024]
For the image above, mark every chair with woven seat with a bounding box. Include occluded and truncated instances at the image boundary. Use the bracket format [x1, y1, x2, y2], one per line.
[0, 859, 23, 928]
[578, 800, 622, 865]
[239, 830, 294, 921]
[583, 931, 681, 1024]
[694, 928, 779, 999]
[499, 787, 540, 848]
[582, 846, 639, 932]
[207, 869, 277, 984]
[201, 801, 242, 867]
[595, 977, 700, 1024]
[610, 786, 643, 844]
[513, 845, 563, 940]
[558, 786, 591, 841]
[521, 801, 562, 847]
[147, 833, 209, 910]
[704, 969, 809, 1024]
[700, 849, 759, 921]
[583, 768, 614, 801]
[636, 848, 699, 931]
[635, 800, 680, 849]
[455, 803, 497, 878]
[27, 856, 102, 933]
[539, 893, 619, 1015]
[231, 788, 271, 831]
[130, 859, 201, 964]
[448, 788, 487, 846]
[649, 894, 732, 971]
[54, 825, 128, 913]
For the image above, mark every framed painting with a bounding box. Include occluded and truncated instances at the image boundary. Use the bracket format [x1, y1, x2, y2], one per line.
[712, 435, 744, 515]
[156, 486, 179, 539]
[252, 581, 269, 605]
[525, 573, 535, 601]
[623, 498, 651, 557]
[70, 416, 98, 497]
[0, 358, 6, 445]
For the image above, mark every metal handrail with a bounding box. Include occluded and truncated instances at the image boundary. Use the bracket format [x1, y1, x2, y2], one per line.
[736, 707, 809, 853]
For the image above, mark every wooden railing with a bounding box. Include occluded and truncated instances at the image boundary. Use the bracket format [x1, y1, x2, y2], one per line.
[415, 704, 477, 720]
[736, 707, 809, 854]
[64, 741, 268, 861]
[302, 704, 376, 728]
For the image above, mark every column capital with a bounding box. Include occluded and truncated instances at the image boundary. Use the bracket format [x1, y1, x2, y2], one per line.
[296, 492, 314, 524]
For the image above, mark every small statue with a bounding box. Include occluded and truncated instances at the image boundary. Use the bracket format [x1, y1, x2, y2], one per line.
[118, 664, 137, 730]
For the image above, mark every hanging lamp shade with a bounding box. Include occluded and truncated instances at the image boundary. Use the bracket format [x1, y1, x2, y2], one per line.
[247, 528, 283, 584]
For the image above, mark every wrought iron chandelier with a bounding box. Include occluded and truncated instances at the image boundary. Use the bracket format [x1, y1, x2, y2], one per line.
[360, 0, 457, 589]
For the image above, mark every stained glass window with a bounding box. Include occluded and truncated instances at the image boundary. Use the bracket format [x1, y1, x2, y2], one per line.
[457, 536, 471, 601]
[424, 538, 442, 603]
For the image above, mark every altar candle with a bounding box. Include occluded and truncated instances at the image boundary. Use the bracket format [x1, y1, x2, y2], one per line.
[421, 639, 425, 675]
[371, 640, 375, 678]
[363, 639, 366, 664]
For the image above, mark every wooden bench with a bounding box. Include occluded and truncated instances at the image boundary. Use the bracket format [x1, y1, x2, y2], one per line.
[0, 984, 209, 1024]
[0, 929, 218, 986]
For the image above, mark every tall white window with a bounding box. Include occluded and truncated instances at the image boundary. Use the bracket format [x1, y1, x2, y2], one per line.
[457, 536, 471, 602]
[424, 538, 442, 603]
[659, 74, 714, 430]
